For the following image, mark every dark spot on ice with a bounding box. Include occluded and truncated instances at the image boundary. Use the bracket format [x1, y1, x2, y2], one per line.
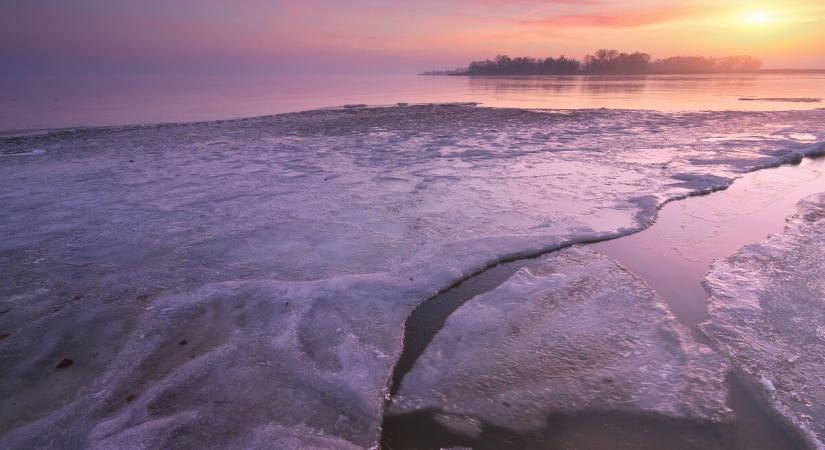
[128, 159, 135, 162]
[409, 277, 414, 281]
[126, 394, 137, 402]
[91, 352, 98, 358]
[502, 401, 512, 407]
[398, 102, 409, 106]
[0, 333, 11, 340]
[0, 308, 9, 315]
[179, 339, 188, 346]
[803, 210, 825, 223]
[72, 294, 82, 301]
[604, 377, 615, 384]
[55, 358, 74, 369]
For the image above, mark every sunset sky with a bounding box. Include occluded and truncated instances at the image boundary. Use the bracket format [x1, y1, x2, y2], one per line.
[2, 0, 825, 76]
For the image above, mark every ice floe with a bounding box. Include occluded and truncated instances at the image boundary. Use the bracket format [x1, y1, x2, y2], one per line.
[389, 247, 731, 433]
[702, 192, 825, 450]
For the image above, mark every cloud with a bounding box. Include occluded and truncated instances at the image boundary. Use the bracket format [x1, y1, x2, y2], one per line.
[452, 0, 598, 4]
[517, 4, 702, 28]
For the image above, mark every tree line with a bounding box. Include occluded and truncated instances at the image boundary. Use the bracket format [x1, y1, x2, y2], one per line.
[422, 50, 763, 75]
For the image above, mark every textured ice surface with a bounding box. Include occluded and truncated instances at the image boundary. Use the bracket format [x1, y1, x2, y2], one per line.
[1, 105, 824, 448]
[389, 247, 731, 431]
[701, 192, 825, 450]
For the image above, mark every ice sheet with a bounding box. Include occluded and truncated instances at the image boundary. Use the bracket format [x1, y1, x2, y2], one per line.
[1, 105, 824, 448]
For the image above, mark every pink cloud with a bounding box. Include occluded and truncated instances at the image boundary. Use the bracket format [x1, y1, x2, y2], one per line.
[517, 4, 702, 28]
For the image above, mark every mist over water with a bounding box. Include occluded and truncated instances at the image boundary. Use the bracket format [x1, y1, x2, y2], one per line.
[2, 73, 823, 133]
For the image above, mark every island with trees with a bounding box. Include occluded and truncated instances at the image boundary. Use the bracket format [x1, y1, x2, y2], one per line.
[422, 49, 764, 75]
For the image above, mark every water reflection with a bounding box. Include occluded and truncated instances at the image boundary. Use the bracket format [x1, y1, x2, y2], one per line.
[464, 74, 777, 110]
[591, 157, 825, 327]
[1, 73, 822, 132]
[465, 75, 650, 95]
[465, 76, 579, 95]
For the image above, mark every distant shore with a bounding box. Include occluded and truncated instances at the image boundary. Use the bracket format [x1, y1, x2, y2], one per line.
[421, 49, 825, 76]
[421, 69, 825, 76]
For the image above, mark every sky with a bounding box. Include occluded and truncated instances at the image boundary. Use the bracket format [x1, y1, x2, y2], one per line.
[2, 0, 825, 77]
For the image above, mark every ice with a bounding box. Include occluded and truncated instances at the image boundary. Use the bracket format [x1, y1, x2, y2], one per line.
[701, 192, 825, 450]
[0, 276, 430, 448]
[389, 247, 731, 432]
[738, 97, 822, 103]
[1, 105, 824, 448]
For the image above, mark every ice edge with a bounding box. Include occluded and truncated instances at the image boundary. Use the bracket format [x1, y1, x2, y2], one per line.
[375, 141, 825, 446]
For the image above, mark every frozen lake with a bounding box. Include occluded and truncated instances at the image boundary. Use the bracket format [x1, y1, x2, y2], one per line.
[2, 105, 825, 449]
[2, 73, 824, 132]
[386, 157, 825, 450]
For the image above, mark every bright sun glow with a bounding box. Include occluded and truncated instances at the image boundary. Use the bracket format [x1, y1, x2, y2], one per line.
[741, 9, 774, 26]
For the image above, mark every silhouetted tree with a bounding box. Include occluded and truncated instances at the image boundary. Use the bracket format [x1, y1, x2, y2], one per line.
[437, 50, 762, 75]
[651, 56, 718, 74]
[714, 55, 763, 72]
[583, 50, 651, 74]
[463, 54, 580, 75]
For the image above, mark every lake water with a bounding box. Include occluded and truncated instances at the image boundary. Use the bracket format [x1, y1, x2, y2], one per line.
[2, 73, 824, 133]
[591, 156, 825, 329]
[385, 157, 825, 450]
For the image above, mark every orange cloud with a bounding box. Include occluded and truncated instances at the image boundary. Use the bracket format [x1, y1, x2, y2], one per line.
[517, 4, 703, 28]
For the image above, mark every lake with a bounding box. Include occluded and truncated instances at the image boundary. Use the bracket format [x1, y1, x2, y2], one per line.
[1, 73, 824, 133]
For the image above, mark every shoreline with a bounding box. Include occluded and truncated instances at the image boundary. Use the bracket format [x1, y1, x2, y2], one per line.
[3, 100, 824, 140]
[422, 69, 825, 76]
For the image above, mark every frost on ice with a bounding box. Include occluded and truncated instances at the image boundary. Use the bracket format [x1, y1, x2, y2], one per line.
[389, 247, 731, 432]
[701, 192, 825, 450]
[1, 105, 824, 448]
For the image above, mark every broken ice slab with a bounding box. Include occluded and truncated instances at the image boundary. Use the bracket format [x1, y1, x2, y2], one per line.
[389, 247, 732, 434]
[701, 192, 825, 450]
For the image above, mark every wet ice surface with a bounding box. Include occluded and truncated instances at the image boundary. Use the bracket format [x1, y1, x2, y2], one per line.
[592, 157, 825, 327]
[388, 247, 731, 430]
[1, 105, 825, 448]
[701, 192, 825, 450]
[387, 165, 825, 450]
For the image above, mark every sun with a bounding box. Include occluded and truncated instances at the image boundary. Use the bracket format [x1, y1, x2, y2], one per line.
[741, 9, 774, 26]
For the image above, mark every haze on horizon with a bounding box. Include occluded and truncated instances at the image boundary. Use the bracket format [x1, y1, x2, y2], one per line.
[2, 0, 825, 78]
